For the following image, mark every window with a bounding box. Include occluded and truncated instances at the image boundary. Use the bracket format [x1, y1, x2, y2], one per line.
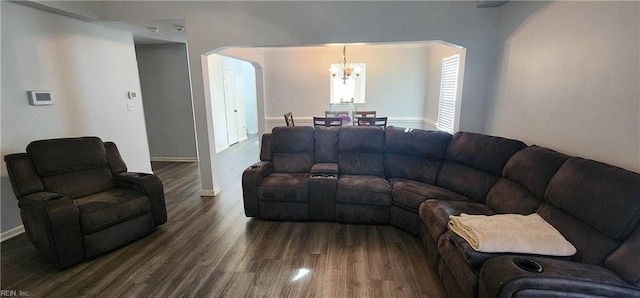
[330, 63, 366, 104]
[436, 54, 460, 134]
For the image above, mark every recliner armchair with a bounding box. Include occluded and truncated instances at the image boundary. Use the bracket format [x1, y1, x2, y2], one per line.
[4, 137, 167, 269]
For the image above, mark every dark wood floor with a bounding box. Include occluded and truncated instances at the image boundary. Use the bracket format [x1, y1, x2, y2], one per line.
[1, 136, 445, 297]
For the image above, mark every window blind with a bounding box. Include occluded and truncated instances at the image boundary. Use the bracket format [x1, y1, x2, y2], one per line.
[436, 54, 460, 134]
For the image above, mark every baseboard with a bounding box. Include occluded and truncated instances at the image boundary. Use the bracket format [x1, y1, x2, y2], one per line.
[1, 225, 25, 242]
[200, 187, 222, 197]
[150, 157, 198, 163]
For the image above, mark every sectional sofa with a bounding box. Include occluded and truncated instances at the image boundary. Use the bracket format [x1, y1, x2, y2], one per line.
[242, 126, 640, 297]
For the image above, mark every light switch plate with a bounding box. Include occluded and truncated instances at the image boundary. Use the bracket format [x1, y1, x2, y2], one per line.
[127, 103, 135, 111]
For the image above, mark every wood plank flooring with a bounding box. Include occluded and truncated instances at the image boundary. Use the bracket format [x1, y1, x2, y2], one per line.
[1, 136, 445, 297]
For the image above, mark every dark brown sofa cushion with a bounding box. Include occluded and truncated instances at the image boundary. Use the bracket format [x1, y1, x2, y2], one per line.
[546, 158, 640, 241]
[384, 127, 451, 184]
[437, 132, 527, 203]
[390, 178, 468, 211]
[502, 145, 569, 199]
[271, 127, 315, 173]
[314, 126, 340, 163]
[485, 146, 570, 214]
[336, 175, 391, 207]
[537, 204, 619, 265]
[258, 173, 310, 203]
[337, 126, 385, 176]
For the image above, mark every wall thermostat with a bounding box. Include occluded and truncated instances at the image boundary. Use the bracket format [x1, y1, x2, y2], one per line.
[127, 91, 137, 99]
[27, 90, 54, 106]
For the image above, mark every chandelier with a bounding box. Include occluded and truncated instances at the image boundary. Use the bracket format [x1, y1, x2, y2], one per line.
[329, 46, 362, 85]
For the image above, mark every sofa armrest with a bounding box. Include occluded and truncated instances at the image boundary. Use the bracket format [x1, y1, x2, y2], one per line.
[18, 192, 84, 269]
[114, 172, 167, 226]
[478, 256, 640, 298]
[242, 161, 272, 217]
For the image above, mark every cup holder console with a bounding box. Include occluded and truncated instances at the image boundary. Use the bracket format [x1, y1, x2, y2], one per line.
[311, 174, 337, 179]
[514, 258, 544, 273]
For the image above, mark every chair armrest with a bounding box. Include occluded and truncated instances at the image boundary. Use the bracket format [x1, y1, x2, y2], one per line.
[478, 256, 640, 298]
[114, 172, 167, 226]
[242, 161, 272, 217]
[18, 192, 84, 269]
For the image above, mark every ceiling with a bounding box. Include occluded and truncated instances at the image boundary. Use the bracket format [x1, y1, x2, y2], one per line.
[16, 0, 508, 45]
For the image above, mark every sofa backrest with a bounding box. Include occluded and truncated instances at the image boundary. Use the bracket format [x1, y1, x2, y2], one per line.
[25, 137, 115, 199]
[384, 127, 451, 184]
[539, 158, 640, 275]
[270, 126, 315, 173]
[314, 126, 340, 163]
[485, 146, 569, 214]
[437, 132, 527, 203]
[337, 126, 385, 176]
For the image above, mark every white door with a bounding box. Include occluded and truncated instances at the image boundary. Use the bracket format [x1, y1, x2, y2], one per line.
[223, 69, 239, 145]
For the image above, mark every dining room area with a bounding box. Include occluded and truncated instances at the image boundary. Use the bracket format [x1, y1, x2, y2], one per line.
[208, 41, 466, 151]
[286, 110, 387, 128]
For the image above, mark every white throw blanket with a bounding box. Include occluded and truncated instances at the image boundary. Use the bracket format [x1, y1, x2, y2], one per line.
[448, 213, 577, 255]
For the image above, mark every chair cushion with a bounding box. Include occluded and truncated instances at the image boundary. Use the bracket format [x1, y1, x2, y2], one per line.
[258, 173, 310, 203]
[74, 188, 150, 234]
[337, 175, 391, 207]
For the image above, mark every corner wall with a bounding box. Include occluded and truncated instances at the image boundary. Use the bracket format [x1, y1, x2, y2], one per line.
[486, 1, 640, 173]
[1, 2, 151, 235]
[136, 43, 198, 161]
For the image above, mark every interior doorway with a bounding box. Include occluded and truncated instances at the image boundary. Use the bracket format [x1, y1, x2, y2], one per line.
[223, 68, 240, 146]
[207, 54, 257, 153]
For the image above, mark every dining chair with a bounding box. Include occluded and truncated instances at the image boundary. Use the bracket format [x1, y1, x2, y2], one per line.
[284, 112, 295, 126]
[325, 111, 350, 118]
[354, 111, 376, 119]
[357, 117, 388, 128]
[313, 117, 343, 127]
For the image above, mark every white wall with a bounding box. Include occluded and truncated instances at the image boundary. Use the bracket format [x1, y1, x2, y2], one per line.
[1, 2, 151, 234]
[242, 62, 258, 135]
[262, 45, 431, 127]
[207, 54, 254, 152]
[99, 0, 498, 195]
[486, 1, 640, 173]
[136, 43, 198, 161]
